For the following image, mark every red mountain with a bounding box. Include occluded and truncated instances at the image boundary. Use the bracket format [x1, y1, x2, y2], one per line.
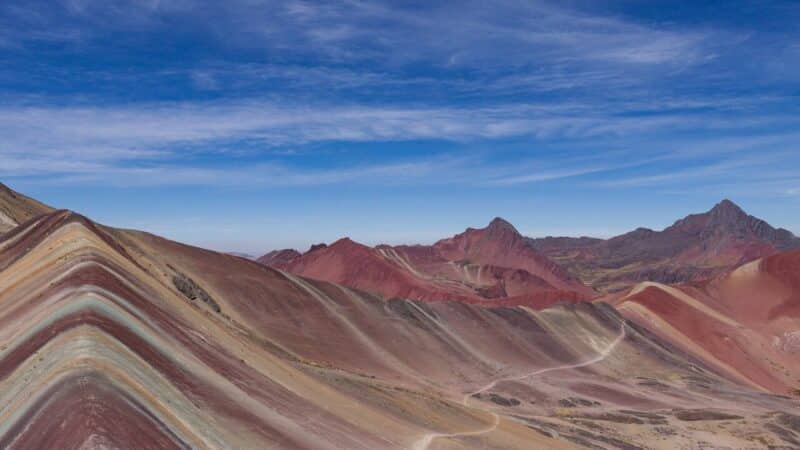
[530, 199, 800, 292]
[259, 218, 595, 308]
[612, 248, 800, 393]
[434, 217, 589, 293]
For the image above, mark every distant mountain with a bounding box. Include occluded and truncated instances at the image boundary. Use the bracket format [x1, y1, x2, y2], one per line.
[259, 217, 595, 308]
[530, 199, 800, 292]
[0, 182, 53, 233]
[257, 248, 302, 265]
[432, 217, 592, 294]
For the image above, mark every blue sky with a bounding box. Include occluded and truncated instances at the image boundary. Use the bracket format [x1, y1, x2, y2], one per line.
[1, 0, 799, 253]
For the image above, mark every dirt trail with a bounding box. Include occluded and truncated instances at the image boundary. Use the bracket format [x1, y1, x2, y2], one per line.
[412, 323, 627, 450]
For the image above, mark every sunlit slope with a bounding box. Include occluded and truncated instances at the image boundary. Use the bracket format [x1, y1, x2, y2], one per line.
[0, 211, 580, 449]
[0, 182, 53, 233]
[0, 209, 797, 449]
[616, 250, 800, 394]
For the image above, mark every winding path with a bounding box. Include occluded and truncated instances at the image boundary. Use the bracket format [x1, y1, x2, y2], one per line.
[412, 323, 627, 450]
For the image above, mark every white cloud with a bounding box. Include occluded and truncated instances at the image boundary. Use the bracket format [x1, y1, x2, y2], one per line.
[2, 0, 715, 70]
[0, 154, 461, 188]
[489, 166, 612, 185]
[32, 162, 432, 187]
[0, 97, 797, 188]
[595, 152, 798, 188]
[1, 99, 786, 160]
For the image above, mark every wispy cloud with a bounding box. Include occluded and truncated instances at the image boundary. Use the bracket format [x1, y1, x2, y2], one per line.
[268, 0, 713, 67]
[25, 161, 437, 187]
[2, 98, 791, 157]
[595, 151, 800, 189]
[2, 0, 715, 69]
[0, 95, 797, 188]
[0, 152, 612, 188]
[489, 166, 613, 185]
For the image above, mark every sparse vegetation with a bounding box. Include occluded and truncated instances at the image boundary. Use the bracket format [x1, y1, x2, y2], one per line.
[674, 410, 744, 422]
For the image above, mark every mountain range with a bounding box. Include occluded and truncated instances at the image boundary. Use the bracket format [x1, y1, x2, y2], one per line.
[261, 199, 800, 300]
[531, 199, 800, 292]
[260, 217, 593, 309]
[1, 181, 799, 449]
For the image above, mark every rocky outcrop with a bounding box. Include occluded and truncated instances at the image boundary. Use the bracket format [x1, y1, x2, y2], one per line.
[170, 268, 222, 313]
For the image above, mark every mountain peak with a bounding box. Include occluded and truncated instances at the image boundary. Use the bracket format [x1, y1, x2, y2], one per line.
[661, 198, 800, 251]
[710, 199, 746, 216]
[486, 217, 519, 234]
[257, 249, 301, 267]
[329, 237, 371, 251]
[705, 199, 754, 232]
[667, 199, 751, 234]
[308, 243, 328, 253]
